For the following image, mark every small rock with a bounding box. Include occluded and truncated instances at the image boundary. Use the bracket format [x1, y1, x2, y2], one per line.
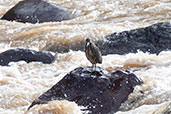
[0, 48, 55, 66]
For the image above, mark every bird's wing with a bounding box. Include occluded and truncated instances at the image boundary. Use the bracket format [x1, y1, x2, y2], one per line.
[91, 43, 102, 63]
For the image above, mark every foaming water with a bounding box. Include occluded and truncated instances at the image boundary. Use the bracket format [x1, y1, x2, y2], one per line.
[0, 50, 171, 113]
[26, 100, 82, 114]
[0, 0, 170, 50]
[0, 0, 171, 114]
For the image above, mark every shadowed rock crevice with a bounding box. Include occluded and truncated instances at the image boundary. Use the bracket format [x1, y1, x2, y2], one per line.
[28, 67, 142, 114]
[1, 0, 74, 23]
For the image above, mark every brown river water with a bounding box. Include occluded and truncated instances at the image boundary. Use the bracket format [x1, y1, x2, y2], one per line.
[0, 0, 171, 114]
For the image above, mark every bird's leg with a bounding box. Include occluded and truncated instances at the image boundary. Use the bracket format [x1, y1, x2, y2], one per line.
[92, 64, 95, 70]
[94, 64, 96, 71]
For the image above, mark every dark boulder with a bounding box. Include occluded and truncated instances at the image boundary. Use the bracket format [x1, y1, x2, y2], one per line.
[1, 0, 74, 23]
[97, 21, 171, 55]
[28, 67, 142, 114]
[45, 22, 171, 55]
[0, 48, 55, 66]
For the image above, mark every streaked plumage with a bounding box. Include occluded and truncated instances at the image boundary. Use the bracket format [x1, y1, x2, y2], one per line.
[85, 38, 102, 68]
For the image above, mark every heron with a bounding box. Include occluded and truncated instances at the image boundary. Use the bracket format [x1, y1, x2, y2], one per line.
[85, 38, 102, 69]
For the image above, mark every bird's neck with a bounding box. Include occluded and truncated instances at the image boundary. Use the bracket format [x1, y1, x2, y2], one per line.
[86, 42, 90, 47]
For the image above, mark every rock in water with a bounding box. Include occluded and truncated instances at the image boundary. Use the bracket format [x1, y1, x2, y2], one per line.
[0, 48, 55, 66]
[28, 67, 142, 114]
[43, 22, 171, 55]
[97, 22, 171, 55]
[1, 0, 74, 23]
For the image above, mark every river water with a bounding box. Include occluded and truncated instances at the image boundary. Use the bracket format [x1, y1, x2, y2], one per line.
[0, 0, 171, 114]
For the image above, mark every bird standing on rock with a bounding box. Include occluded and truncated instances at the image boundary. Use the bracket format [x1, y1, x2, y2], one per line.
[85, 38, 102, 69]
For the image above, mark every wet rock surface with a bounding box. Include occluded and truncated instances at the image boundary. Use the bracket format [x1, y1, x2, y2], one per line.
[28, 67, 142, 114]
[97, 22, 171, 55]
[1, 0, 74, 23]
[0, 48, 55, 66]
[45, 22, 171, 55]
